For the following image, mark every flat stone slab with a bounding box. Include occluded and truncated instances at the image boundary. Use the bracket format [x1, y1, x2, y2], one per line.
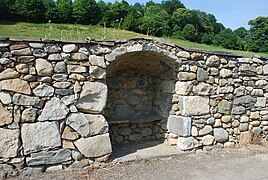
[111, 140, 185, 163]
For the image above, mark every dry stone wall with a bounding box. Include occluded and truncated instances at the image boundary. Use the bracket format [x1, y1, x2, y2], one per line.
[0, 37, 268, 176]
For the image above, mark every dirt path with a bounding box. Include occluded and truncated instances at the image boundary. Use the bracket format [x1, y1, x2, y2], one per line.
[14, 144, 268, 180]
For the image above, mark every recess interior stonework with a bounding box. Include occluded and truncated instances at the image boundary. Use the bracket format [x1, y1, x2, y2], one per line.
[0, 37, 268, 173]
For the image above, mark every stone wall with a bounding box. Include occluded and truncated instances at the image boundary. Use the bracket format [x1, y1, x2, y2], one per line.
[0, 37, 268, 175]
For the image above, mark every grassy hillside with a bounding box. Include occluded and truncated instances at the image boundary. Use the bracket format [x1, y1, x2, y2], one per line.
[0, 21, 267, 58]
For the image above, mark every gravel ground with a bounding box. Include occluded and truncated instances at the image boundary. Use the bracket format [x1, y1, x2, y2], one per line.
[12, 143, 268, 180]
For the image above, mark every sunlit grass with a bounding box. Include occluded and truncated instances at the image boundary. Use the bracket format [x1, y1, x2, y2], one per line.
[0, 21, 267, 58]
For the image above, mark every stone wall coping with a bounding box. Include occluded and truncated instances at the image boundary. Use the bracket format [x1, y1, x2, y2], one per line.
[1, 36, 266, 60]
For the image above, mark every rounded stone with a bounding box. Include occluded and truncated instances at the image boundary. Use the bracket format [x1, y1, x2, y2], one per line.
[213, 128, 229, 143]
[239, 123, 249, 132]
[114, 135, 124, 143]
[221, 115, 232, 123]
[118, 127, 132, 136]
[128, 134, 142, 141]
[142, 128, 153, 137]
[202, 135, 215, 146]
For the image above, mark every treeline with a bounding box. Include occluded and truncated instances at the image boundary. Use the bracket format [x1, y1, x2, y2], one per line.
[0, 0, 267, 53]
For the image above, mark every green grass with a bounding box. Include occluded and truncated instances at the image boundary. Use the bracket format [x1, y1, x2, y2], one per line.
[0, 21, 267, 58]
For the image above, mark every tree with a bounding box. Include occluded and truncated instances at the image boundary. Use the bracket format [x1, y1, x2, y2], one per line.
[13, 0, 46, 22]
[43, 0, 58, 22]
[213, 28, 239, 49]
[73, 0, 101, 25]
[141, 5, 170, 36]
[161, 0, 185, 15]
[246, 16, 268, 52]
[56, 0, 73, 23]
[0, 0, 15, 20]
[182, 24, 197, 42]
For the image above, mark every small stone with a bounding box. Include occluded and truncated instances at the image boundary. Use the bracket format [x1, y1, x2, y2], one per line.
[63, 44, 78, 53]
[224, 142, 235, 148]
[0, 79, 31, 95]
[45, 44, 61, 53]
[33, 49, 47, 58]
[67, 65, 87, 74]
[191, 126, 198, 136]
[0, 92, 12, 105]
[54, 62, 66, 73]
[21, 107, 37, 123]
[61, 95, 76, 105]
[74, 81, 82, 93]
[213, 128, 228, 143]
[250, 112, 260, 120]
[142, 128, 153, 136]
[38, 97, 69, 121]
[62, 126, 80, 141]
[251, 89, 263, 96]
[221, 115, 232, 123]
[202, 135, 215, 146]
[232, 120, 240, 127]
[89, 66, 106, 79]
[35, 58, 53, 76]
[175, 81, 193, 95]
[11, 48, 31, 56]
[69, 74, 86, 81]
[239, 123, 249, 132]
[231, 106, 246, 115]
[0, 58, 12, 65]
[62, 140, 76, 150]
[250, 121, 260, 126]
[74, 133, 112, 158]
[29, 43, 45, 49]
[53, 82, 72, 89]
[206, 55, 220, 67]
[128, 134, 143, 141]
[118, 127, 132, 136]
[48, 53, 62, 61]
[197, 68, 209, 82]
[220, 69, 232, 78]
[178, 72, 196, 81]
[52, 74, 68, 81]
[240, 116, 249, 122]
[199, 125, 213, 136]
[15, 63, 29, 74]
[33, 84, 54, 97]
[89, 55, 106, 68]
[71, 53, 88, 61]
[177, 137, 199, 151]
[255, 97, 266, 107]
[218, 100, 232, 114]
[13, 94, 43, 108]
[114, 135, 124, 143]
[0, 68, 20, 80]
[0, 103, 13, 126]
[177, 51, 190, 59]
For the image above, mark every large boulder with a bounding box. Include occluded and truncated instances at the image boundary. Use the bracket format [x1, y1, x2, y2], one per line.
[167, 115, 191, 137]
[179, 96, 209, 116]
[26, 149, 72, 166]
[38, 97, 69, 121]
[66, 113, 108, 137]
[21, 121, 61, 154]
[74, 133, 112, 158]
[0, 128, 20, 158]
[76, 81, 108, 113]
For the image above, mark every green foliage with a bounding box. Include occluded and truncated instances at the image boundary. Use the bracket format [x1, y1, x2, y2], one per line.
[13, 0, 46, 22]
[0, 0, 267, 53]
[182, 24, 197, 42]
[141, 5, 170, 36]
[246, 16, 268, 52]
[73, 0, 100, 25]
[213, 28, 239, 49]
[56, 0, 73, 23]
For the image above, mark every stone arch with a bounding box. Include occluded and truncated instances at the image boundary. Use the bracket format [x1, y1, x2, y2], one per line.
[104, 43, 181, 144]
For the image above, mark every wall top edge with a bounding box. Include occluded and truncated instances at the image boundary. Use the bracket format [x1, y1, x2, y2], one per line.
[0, 36, 267, 60]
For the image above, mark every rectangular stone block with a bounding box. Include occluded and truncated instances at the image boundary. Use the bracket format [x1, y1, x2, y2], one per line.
[0, 128, 20, 158]
[167, 115, 191, 137]
[26, 149, 72, 166]
[179, 96, 209, 116]
[21, 121, 61, 155]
